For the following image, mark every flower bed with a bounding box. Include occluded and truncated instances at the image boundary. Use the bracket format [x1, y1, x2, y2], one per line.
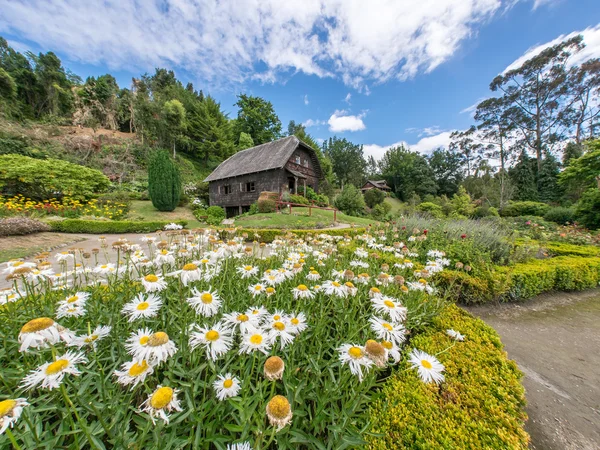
[48, 219, 187, 234]
[0, 195, 128, 220]
[0, 227, 528, 448]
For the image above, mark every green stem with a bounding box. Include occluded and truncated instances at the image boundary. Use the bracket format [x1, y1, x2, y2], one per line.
[5, 428, 22, 450]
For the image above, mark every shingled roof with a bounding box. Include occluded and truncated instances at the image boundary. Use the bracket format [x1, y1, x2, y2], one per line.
[204, 136, 322, 182]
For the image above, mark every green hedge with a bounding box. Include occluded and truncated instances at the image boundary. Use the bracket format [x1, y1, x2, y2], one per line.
[438, 256, 600, 303]
[368, 304, 528, 449]
[230, 227, 367, 243]
[49, 219, 187, 234]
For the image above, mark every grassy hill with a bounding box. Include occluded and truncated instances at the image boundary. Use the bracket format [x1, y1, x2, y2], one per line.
[233, 207, 376, 229]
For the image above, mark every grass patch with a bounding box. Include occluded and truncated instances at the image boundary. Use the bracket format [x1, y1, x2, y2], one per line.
[127, 200, 202, 227]
[234, 207, 376, 229]
[0, 232, 85, 263]
[384, 197, 403, 214]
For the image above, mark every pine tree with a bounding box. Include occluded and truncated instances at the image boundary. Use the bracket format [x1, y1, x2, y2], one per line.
[509, 151, 538, 201]
[537, 153, 563, 203]
[148, 150, 181, 212]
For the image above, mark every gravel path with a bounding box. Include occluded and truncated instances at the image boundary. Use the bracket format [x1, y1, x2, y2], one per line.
[465, 290, 600, 450]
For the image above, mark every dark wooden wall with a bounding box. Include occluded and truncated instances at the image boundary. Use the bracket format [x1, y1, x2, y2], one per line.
[284, 147, 319, 191]
[208, 169, 286, 208]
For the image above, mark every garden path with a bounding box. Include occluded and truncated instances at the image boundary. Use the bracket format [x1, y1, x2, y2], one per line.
[465, 290, 600, 450]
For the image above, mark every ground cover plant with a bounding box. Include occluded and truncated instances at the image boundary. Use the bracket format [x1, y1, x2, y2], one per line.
[0, 195, 128, 220]
[0, 226, 529, 449]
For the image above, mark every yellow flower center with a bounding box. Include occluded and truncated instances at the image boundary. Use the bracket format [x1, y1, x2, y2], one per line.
[345, 282, 354, 288]
[370, 287, 381, 293]
[205, 330, 220, 341]
[150, 387, 174, 409]
[144, 275, 159, 283]
[136, 302, 150, 311]
[101, 265, 108, 269]
[384, 300, 395, 308]
[273, 321, 285, 331]
[291, 318, 299, 325]
[382, 323, 393, 331]
[128, 360, 149, 376]
[244, 266, 253, 271]
[310, 270, 318, 275]
[45, 359, 69, 375]
[419, 278, 427, 285]
[201, 259, 209, 264]
[297, 284, 308, 291]
[273, 315, 281, 321]
[421, 359, 433, 369]
[183, 263, 198, 271]
[201, 293, 213, 304]
[267, 395, 291, 419]
[365, 340, 386, 358]
[67, 295, 79, 303]
[160, 250, 168, 255]
[139, 335, 150, 345]
[250, 334, 263, 345]
[401, 285, 409, 292]
[236, 314, 249, 322]
[223, 379, 233, 389]
[254, 285, 263, 291]
[348, 346, 363, 359]
[84, 334, 99, 343]
[266, 287, 275, 294]
[265, 356, 284, 373]
[0, 399, 17, 417]
[148, 332, 169, 346]
[332, 281, 341, 287]
[382, 340, 393, 350]
[21, 317, 54, 333]
[12, 262, 24, 267]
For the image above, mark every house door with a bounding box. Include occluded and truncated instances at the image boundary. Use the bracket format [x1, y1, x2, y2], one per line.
[288, 177, 296, 193]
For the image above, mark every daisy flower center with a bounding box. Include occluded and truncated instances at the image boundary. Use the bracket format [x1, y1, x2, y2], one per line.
[265, 356, 284, 372]
[273, 321, 285, 331]
[267, 396, 290, 418]
[371, 287, 381, 293]
[291, 318, 299, 325]
[382, 340, 393, 350]
[205, 330, 220, 341]
[297, 284, 308, 291]
[419, 278, 427, 285]
[0, 399, 17, 416]
[13, 262, 24, 267]
[332, 282, 341, 287]
[384, 300, 395, 308]
[223, 379, 233, 388]
[148, 332, 169, 346]
[421, 359, 433, 369]
[236, 314, 249, 322]
[244, 266, 253, 271]
[67, 296, 79, 303]
[128, 361, 149, 376]
[250, 334, 263, 345]
[21, 317, 54, 333]
[382, 323, 393, 331]
[201, 259, 209, 264]
[348, 346, 363, 359]
[273, 315, 281, 321]
[201, 293, 213, 304]
[183, 263, 198, 271]
[160, 250, 168, 255]
[139, 335, 150, 345]
[345, 282, 354, 288]
[84, 334, 99, 343]
[252, 310, 260, 315]
[101, 265, 108, 269]
[150, 387, 174, 409]
[254, 285, 263, 291]
[46, 359, 69, 375]
[136, 302, 150, 311]
[144, 275, 159, 283]
[266, 287, 275, 294]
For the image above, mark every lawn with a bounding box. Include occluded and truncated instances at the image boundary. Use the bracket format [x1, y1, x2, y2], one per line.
[126, 200, 203, 227]
[234, 206, 376, 229]
[385, 197, 403, 214]
[0, 232, 85, 263]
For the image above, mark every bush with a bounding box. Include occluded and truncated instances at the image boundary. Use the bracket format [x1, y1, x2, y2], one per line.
[543, 206, 575, 225]
[49, 219, 187, 234]
[148, 150, 181, 212]
[0, 216, 51, 237]
[257, 199, 277, 213]
[473, 206, 499, 218]
[248, 203, 259, 215]
[0, 154, 110, 201]
[575, 189, 600, 230]
[417, 202, 444, 218]
[231, 227, 368, 243]
[305, 186, 330, 206]
[500, 201, 550, 217]
[368, 304, 528, 449]
[334, 184, 366, 217]
[364, 188, 386, 208]
[288, 194, 310, 205]
[372, 201, 391, 220]
[205, 206, 225, 226]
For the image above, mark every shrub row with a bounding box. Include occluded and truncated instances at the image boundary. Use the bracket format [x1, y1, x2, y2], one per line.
[0, 217, 51, 237]
[438, 256, 600, 303]
[49, 219, 187, 234]
[230, 227, 368, 243]
[367, 304, 528, 449]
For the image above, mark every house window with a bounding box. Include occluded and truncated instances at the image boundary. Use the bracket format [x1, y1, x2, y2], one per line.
[223, 184, 232, 195]
[303, 159, 309, 167]
[245, 181, 255, 192]
[295, 155, 301, 164]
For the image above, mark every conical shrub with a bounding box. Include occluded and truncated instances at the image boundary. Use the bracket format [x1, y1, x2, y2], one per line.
[148, 150, 181, 212]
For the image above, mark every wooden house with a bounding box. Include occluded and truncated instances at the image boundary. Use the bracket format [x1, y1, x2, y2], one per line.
[204, 136, 323, 217]
[360, 179, 392, 193]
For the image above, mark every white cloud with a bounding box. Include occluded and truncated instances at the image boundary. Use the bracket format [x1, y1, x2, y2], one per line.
[404, 126, 445, 137]
[344, 93, 352, 104]
[0, 0, 505, 88]
[304, 94, 309, 105]
[302, 118, 326, 127]
[328, 110, 366, 132]
[531, 0, 561, 10]
[504, 24, 600, 73]
[363, 131, 454, 161]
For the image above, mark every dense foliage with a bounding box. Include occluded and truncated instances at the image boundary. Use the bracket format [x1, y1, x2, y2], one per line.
[334, 184, 366, 216]
[148, 151, 181, 212]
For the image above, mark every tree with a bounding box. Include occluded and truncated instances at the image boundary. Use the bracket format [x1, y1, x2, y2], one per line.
[537, 152, 563, 203]
[566, 58, 600, 143]
[428, 148, 464, 197]
[322, 137, 366, 188]
[148, 150, 181, 211]
[234, 94, 282, 145]
[334, 184, 366, 217]
[559, 140, 600, 198]
[562, 142, 583, 166]
[509, 150, 538, 201]
[238, 132, 254, 150]
[449, 127, 483, 177]
[162, 99, 186, 157]
[287, 120, 334, 186]
[366, 155, 379, 178]
[490, 36, 584, 172]
[364, 188, 386, 209]
[187, 96, 234, 163]
[378, 145, 437, 201]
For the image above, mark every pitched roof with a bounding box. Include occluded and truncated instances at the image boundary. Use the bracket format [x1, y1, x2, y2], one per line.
[204, 136, 322, 182]
[362, 180, 391, 190]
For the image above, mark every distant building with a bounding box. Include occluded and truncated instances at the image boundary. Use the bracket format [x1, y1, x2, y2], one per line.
[361, 180, 392, 193]
[204, 136, 323, 217]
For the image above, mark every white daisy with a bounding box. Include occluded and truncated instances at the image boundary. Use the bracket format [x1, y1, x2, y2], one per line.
[189, 323, 233, 360]
[212, 373, 241, 401]
[447, 329, 465, 341]
[222, 311, 260, 334]
[322, 280, 347, 297]
[141, 386, 182, 424]
[122, 294, 162, 322]
[18, 317, 73, 352]
[292, 284, 314, 300]
[187, 288, 222, 317]
[288, 312, 308, 334]
[248, 284, 265, 297]
[408, 349, 445, 384]
[21, 351, 86, 390]
[338, 344, 374, 382]
[237, 265, 258, 278]
[141, 274, 167, 293]
[93, 263, 116, 275]
[246, 306, 268, 321]
[126, 329, 178, 365]
[227, 443, 252, 450]
[69, 325, 112, 349]
[179, 263, 202, 285]
[369, 317, 407, 346]
[3, 260, 37, 275]
[154, 249, 176, 266]
[371, 296, 408, 323]
[56, 292, 90, 309]
[114, 359, 154, 388]
[306, 269, 321, 281]
[381, 340, 402, 364]
[0, 398, 29, 434]
[267, 319, 296, 349]
[56, 304, 86, 319]
[239, 330, 272, 355]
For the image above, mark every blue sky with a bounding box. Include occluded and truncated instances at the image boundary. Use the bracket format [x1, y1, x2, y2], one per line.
[1, 0, 599, 159]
